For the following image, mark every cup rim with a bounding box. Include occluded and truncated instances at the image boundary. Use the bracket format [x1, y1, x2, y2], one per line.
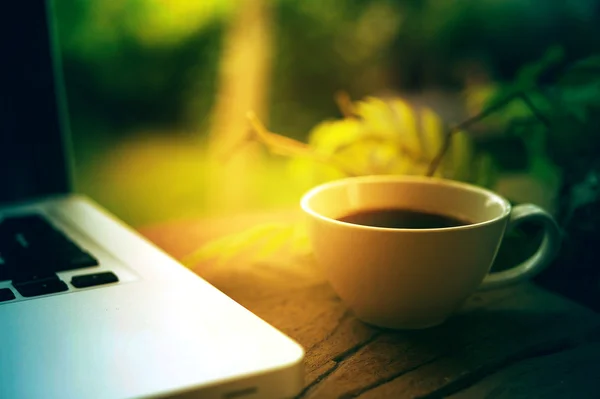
[300, 175, 512, 233]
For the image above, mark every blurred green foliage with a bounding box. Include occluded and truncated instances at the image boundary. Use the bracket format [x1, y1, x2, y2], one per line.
[55, 0, 227, 133]
[53, 0, 600, 226]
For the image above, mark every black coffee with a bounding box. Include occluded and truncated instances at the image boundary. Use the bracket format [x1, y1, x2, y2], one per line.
[337, 208, 471, 229]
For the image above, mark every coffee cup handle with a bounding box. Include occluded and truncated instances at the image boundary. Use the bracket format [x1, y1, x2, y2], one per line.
[478, 204, 561, 291]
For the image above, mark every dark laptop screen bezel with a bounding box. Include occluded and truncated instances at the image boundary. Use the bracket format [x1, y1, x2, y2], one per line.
[0, 0, 72, 204]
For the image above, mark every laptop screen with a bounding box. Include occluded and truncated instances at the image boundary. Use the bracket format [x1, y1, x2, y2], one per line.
[0, 0, 70, 204]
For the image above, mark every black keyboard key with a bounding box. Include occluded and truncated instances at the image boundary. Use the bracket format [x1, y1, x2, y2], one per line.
[0, 288, 15, 302]
[71, 272, 119, 288]
[0, 214, 99, 281]
[12, 270, 59, 286]
[55, 252, 99, 271]
[13, 277, 68, 298]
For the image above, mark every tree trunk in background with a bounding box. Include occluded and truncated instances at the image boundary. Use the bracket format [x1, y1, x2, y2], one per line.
[206, 0, 272, 214]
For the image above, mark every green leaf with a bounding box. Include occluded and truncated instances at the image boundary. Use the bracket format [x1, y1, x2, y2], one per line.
[559, 83, 600, 121]
[385, 99, 422, 153]
[515, 46, 564, 90]
[255, 225, 295, 259]
[449, 130, 473, 182]
[559, 55, 600, 86]
[290, 223, 312, 256]
[181, 222, 294, 266]
[473, 153, 497, 188]
[480, 46, 565, 111]
[308, 119, 365, 155]
[420, 107, 444, 160]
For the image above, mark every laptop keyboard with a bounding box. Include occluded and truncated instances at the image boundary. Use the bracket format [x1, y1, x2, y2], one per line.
[0, 288, 16, 302]
[0, 214, 118, 301]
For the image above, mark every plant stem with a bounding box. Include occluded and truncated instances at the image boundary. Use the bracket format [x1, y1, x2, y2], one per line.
[246, 112, 360, 176]
[426, 91, 523, 177]
[519, 92, 551, 128]
[335, 91, 356, 118]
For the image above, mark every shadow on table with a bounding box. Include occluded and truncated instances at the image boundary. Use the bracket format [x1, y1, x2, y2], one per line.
[369, 307, 599, 399]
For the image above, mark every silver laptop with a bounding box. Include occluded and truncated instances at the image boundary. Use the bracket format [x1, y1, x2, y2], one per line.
[0, 2, 304, 398]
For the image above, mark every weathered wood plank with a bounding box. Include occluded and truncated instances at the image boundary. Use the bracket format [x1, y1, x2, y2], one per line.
[304, 361, 337, 393]
[347, 285, 600, 399]
[446, 342, 600, 399]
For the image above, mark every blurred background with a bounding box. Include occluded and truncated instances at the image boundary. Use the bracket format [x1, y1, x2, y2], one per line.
[53, 0, 600, 227]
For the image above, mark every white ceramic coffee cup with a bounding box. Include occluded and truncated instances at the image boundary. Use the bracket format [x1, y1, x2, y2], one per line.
[301, 175, 561, 329]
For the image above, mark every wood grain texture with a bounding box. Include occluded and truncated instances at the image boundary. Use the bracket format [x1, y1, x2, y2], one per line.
[140, 212, 600, 399]
[447, 343, 600, 399]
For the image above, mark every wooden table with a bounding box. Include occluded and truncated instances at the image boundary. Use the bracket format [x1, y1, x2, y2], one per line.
[141, 210, 600, 399]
